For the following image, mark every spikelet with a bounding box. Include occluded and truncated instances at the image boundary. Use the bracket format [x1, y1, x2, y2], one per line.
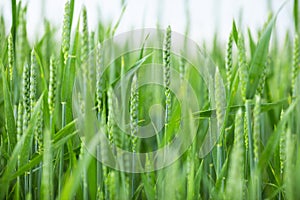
[226, 31, 233, 91]
[292, 34, 300, 97]
[179, 56, 186, 81]
[81, 6, 89, 78]
[17, 102, 23, 138]
[16, 9, 27, 70]
[214, 67, 226, 131]
[243, 111, 249, 153]
[130, 74, 139, 152]
[30, 49, 37, 113]
[107, 87, 115, 145]
[257, 56, 270, 96]
[234, 110, 244, 163]
[8, 33, 14, 82]
[89, 32, 95, 79]
[48, 57, 56, 115]
[163, 26, 171, 89]
[78, 92, 85, 115]
[279, 110, 285, 174]
[253, 95, 261, 164]
[96, 42, 103, 114]
[163, 25, 171, 127]
[238, 33, 248, 102]
[226, 109, 244, 199]
[107, 86, 124, 149]
[22, 63, 31, 130]
[62, 1, 71, 65]
[34, 104, 43, 154]
[79, 137, 85, 159]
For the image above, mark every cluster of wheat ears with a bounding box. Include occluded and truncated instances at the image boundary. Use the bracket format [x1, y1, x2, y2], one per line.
[0, 0, 300, 199]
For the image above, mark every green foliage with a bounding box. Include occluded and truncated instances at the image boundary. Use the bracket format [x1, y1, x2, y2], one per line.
[0, 1, 299, 200]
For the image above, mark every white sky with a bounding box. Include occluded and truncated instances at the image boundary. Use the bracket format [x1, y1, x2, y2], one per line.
[0, 0, 294, 44]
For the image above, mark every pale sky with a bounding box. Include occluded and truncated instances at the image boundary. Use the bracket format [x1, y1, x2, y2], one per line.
[0, 0, 294, 44]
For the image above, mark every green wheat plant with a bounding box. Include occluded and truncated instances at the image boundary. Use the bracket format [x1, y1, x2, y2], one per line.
[0, 0, 300, 200]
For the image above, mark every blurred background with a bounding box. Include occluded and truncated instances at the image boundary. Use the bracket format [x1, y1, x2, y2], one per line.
[0, 0, 294, 44]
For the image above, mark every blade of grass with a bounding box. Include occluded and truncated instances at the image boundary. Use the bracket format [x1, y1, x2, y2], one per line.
[60, 133, 101, 199]
[9, 121, 77, 180]
[258, 98, 299, 170]
[11, 0, 17, 42]
[294, 0, 299, 32]
[232, 20, 239, 44]
[1, 61, 17, 151]
[0, 94, 43, 199]
[246, 4, 286, 99]
[61, 19, 80, 123]
[40, 129, 53, 200]
[111, 3, 127, 36]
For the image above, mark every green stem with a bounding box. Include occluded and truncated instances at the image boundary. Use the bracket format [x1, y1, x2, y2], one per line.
[245, 100, 254, 174]
[58, 102, 66, 198]
[96, 112, 102, 188]
[216, 142, 222, 179]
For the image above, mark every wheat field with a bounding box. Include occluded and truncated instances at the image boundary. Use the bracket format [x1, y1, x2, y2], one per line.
[0, 0, 300, 199]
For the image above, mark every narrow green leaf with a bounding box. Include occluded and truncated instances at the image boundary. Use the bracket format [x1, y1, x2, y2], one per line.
[194, 97, 290, 119]
[111, 4, 127, 36]
[246, 18, 274, 99]
[232, 20, 239, 44]
[9, 121, 77, 180]
[52, 120, 76, 143]
[41, 129, 53, 199]
[294, 0, 299, 32]
[1, 62, 17, 151]
[141, 174, 156, 200]
[0, 94, 43, 199]
[52, 131, 77, 149]
[258, 98, 299, 170]
[61, 133, 101, 199]
[33, 49, 48, 91]
[10, 154, 42, 180]
[247, 28, 256, 56]
[69, 0, 75, 30]
[19, 94, 44, 166]
[60, 19, 80, 123]
[10, 0, 17, 42]
[246, 4, 286, 99]
[215, 158, 228, 191]
[110, 53, 152, 87]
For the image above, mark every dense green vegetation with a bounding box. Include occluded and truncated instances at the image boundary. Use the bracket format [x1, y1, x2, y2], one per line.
[0, 0, 300, 199]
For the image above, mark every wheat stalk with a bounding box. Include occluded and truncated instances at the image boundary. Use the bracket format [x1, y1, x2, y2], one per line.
[8, 33, 14, 83]
[238, 33, 248, 102]
[226, 109, 244, 199]
[226, 31, 233, 91]
[62, 1, 71, 65]
[48, 56, 56, 116]
[163, 25, 171, 147]
[292, 33, 300, 97]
